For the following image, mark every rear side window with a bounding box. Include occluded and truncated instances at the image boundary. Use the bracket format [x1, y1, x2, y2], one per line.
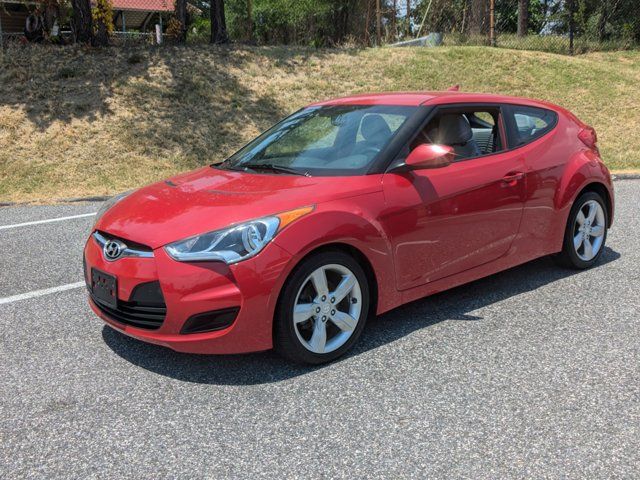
[508, 106, 557, 147]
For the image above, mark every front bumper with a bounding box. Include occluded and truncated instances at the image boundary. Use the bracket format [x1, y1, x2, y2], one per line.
[84, 232, 293, 354]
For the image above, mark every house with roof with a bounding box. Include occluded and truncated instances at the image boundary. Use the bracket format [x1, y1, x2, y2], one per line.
[0, 0, 174, 40]
[111, 0, 174, 33]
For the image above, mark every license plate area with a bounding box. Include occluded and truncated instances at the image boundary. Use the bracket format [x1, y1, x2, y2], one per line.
[91, 268, 118, 309]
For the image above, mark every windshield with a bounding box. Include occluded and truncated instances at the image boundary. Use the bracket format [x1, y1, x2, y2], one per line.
[218, 105, 417, 176]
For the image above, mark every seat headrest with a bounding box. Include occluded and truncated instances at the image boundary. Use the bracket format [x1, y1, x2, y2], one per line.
[361, 114, 392, 141]
[436, 114, 473, 145]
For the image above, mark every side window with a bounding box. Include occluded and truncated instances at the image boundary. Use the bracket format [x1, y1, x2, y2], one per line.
[410, 108, 504, 162]
[509, 106, 557, 146]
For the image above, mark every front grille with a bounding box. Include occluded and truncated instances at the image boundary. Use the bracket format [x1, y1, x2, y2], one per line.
[94, 230, 153, 253]
[91, 281, 166, 330]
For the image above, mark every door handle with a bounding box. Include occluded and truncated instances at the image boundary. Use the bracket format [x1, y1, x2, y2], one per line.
[502, 172, 525, 185]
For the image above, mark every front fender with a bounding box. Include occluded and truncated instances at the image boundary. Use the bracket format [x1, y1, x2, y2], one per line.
[272, 201, 398, 314]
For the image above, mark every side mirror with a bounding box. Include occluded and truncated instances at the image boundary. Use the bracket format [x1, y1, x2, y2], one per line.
[404, 144, 454, 169]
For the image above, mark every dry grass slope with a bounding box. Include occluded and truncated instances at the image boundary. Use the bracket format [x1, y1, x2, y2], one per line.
[1, 45, 639, 203]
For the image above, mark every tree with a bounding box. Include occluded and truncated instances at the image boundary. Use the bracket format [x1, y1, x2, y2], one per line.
[468, 0, 489, 35]
[71, 0, 93, 43]
[376, 0, 381, 44]
[518, 0, 529, 36]
[596, 0, 623, 42]
[392, 0, 397, 39]
[211, 0, 229, 43]
[174, 0, 187, 42]
[246, 0, 253, 42]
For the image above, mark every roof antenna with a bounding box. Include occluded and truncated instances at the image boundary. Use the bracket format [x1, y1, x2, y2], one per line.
[447, 85, 460, 91]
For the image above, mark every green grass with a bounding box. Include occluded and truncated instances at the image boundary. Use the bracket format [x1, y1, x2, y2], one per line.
[1, 44, 639, 203]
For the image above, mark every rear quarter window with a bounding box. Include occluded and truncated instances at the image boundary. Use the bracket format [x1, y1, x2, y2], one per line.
[507, 106, 558, 147]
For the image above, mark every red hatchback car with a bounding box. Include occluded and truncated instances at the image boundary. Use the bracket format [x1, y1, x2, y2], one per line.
[85, 91, 614, 364]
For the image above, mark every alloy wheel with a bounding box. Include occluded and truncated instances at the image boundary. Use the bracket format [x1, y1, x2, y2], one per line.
[292, 264, 363, 354]
[573, 199, 605, 261]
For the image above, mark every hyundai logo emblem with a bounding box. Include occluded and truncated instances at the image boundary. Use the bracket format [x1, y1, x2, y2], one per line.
[103, 239, 125, 261]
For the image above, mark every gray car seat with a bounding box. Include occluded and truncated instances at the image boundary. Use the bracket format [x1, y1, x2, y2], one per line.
[431, 114, 482, 159]
[358, 114, 392, 151]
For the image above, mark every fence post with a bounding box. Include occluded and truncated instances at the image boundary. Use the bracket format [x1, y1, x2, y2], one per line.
[568, 0, 574, 55]
[489, 0, 496, 46]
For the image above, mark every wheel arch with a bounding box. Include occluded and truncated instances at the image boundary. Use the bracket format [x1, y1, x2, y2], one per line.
[273, 241, 379, 324]
[271, 207, 398, 315]
[574, 182, 613, 227]
[284, 242, 379, 318]
[270, 241, 382, 353]
[556, 151, 615, 232]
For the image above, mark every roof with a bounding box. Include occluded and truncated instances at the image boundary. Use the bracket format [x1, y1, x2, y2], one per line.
[110, 0, 174, 12]
[311, 91, 561, 111]
[311, 92, 438, 107]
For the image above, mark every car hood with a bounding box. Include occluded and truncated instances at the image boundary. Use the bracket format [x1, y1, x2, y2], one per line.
[96, 167, 381, 249]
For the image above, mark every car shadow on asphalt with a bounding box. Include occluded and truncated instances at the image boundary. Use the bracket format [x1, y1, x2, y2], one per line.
[102, 247, 620, 386]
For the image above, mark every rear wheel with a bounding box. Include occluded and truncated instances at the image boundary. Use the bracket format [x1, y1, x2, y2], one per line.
[554, 191, 608, 269]
[274, 251, 369, 364]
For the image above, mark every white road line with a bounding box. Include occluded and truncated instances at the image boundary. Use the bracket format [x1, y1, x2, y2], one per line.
[0, 212, 96, 230]
[0, 281, 85, 305]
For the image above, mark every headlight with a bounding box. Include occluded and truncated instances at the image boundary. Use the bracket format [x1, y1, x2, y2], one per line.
[94, 190, 133, 225]
[164, 206, 314, 264]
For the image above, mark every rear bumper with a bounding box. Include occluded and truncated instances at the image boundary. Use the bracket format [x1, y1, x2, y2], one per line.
[84, 233, 293, 354]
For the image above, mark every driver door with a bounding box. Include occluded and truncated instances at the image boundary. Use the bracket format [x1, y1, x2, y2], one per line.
[380, 105, 526, 291]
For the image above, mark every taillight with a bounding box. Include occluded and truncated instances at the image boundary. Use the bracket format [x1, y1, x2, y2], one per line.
[578, 127, 598, 150]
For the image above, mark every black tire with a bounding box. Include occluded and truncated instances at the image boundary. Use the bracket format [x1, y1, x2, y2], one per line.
[274, 250, 370, 365]
[553, 191, 608, 269]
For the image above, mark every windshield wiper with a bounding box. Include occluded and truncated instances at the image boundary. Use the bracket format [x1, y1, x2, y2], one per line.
[241, 163, 311, 177]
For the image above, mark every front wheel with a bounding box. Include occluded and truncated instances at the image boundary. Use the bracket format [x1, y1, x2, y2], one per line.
[554, 191, 608, 269]
[274, 251, 370, 364]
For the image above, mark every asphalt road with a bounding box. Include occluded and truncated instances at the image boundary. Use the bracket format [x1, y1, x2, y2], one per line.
[1, 181, 639, 479]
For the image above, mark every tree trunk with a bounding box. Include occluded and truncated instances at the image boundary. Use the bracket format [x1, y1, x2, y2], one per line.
[468, 0, 489, 35]
[175, 0, 187, 42]
[597, 0, 618, 42]
[94, 22, 109, 46]
[517, 0, 529, 37]
[597, 0, 622, 42]
[376, 0, 381, 45]
[247, 0, 253, 42]
[406, 0, 411, 37]
[71, 0, 93, 44]
[364, 0, 371, 45]
[597, 9, 607, 42]
[211, 0, 228, 44]
[392, 0, 397, 40]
